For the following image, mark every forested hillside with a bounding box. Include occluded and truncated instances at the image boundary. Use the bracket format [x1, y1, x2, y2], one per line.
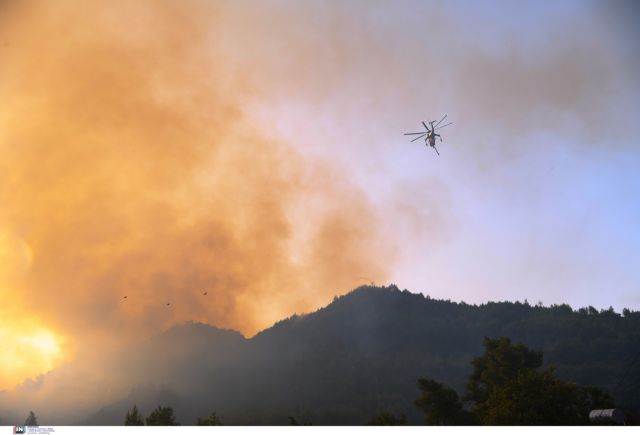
[83, 285, 639, 425]
[4, 285, 638, 425]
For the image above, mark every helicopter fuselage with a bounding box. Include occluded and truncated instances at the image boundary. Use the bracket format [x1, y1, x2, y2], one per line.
[427, 133, 436, 147]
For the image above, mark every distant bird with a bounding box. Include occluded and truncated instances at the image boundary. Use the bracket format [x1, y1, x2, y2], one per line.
[203, 291, 207, 296]
[166, 302, 171, 306]
[123, 295, 127, 300]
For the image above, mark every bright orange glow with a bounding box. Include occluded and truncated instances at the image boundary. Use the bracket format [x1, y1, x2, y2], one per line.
[0, 321, 65, 390]
[0, 231, 61, 389]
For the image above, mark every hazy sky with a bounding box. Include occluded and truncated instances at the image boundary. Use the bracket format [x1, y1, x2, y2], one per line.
[221, 0, 640, 308]
[0, 0, 638, 389]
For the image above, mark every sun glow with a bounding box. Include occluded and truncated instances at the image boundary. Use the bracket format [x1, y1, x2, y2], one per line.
[18, 331, 60, 356]
[0, 323, 65, 390]
[0, 232, 65, 390]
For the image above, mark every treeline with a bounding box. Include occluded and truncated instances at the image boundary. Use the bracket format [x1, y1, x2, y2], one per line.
[254, 286, 640, 414]
[121, 336, 626, 425]
[124, 405, 222, 426]
[81, 286, 639, 425]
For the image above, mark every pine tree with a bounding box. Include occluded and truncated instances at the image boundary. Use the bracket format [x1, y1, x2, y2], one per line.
[25, 411, 38, 426]
[145, 406, 179, 426]
[124, 405, 144, 426]
[464, 336, 543, 413]
[415, 378, 474, 425]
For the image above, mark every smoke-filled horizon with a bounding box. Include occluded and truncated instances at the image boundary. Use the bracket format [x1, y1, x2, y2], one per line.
[0, 0, 397, 389]
[1, 0, 639, 391]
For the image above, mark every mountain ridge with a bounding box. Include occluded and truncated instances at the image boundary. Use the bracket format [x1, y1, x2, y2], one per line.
[85, 285, 638, 424]
[2, 285, 638, 425]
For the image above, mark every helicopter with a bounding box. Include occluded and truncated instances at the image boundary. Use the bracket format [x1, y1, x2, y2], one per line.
[404, 114, 453, 155]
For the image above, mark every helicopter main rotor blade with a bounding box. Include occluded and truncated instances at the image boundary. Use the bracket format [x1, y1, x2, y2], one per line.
[404, 132, 427, 135]
[410, 133, 426, 142]
[422, 121, 429, 131]
[434, 114, 447, 128]
[434, 122, 453, 131]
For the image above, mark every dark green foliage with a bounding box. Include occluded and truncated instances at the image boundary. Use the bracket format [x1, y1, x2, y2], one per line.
[197, 412, 223, 426]
[415, 378, 474, 425]
[24, 411, 38, 426]
[145, 406, 179, 426]
[480, 369, 612, 425]
[465, 337, 543, 415]
[124, 405, 144, 426]
[368, 411, 407, 425]
[419, 336, 616, 425]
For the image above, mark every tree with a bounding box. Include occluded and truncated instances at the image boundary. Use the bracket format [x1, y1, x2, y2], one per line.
[415, 378, 474, 425]
[464, 336, 542, 415]
[480, 369, 614, 425]
[145, 406, 179, 426]
[464, 337, 614, 424]
[368, 411, 407, 425]
[196, 412, 223, 426]
[124, 405, 144, 426]
[416, 337, 615, 425]
[481, 369, 580, 425]
[24, 411, 38, 426]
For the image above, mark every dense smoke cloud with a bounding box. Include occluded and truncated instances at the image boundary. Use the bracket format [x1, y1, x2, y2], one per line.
[0, 0, 394, 380]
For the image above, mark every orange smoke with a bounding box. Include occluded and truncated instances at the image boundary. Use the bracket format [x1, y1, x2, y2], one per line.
[0, 0, 393, 388]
